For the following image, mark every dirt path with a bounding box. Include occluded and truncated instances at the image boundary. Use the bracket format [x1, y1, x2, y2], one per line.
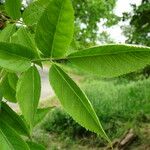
[39, 66, 54, 99]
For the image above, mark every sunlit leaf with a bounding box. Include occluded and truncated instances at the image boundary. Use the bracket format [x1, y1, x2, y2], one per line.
[35, 0, 74, 57]
[67, 44, 150, 77]
[49, 64, 110, 141]
[11, 27, 42, 67]
[16, 66, 41, 129]
[23, 0, 49, 26]
[11, 27, 39, 57]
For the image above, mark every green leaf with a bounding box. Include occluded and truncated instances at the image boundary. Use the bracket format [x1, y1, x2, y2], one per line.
[5, 0, 21, 20]
[0, 91, 2, 102]
[0, 102, 30, 136]
[11, 27, 42, 67]
[11, 27, 39, 57]
[8, 73, 18, 90]
[0, 68, 6, 78]
[0, 74, 17, 103]
[16, 66, 41, 129]
[34, 107, 53, 126]
[49, 64, 110, 141]
[27, 141, 46, 150]
[0, 42, 36, 72]
[0, 68, 3, 102]
[23, 0, 49, 26]
[0, 24, 16, 42]
[35, 0, 74, 57]
[67, 44, 150, 78]
[0, 120, 29, 150]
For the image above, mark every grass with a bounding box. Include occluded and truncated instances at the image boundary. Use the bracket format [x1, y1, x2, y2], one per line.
[33, 76, 150, 149]
[82, 77, 150, 120]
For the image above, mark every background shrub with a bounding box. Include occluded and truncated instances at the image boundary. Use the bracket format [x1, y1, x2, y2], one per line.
[82, 77, 150, 121]
[38, 77, 150, 140]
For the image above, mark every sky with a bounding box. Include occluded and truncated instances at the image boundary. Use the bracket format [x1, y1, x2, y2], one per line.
[104, 0, 142, 43]
[114, 0, 142, 16]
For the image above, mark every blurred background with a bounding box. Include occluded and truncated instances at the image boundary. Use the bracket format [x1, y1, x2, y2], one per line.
[0, 0, 150, 149]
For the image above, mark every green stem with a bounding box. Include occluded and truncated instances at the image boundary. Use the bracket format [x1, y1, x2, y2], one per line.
[0, 12, 22, 24]
[32, 57, 68, 63]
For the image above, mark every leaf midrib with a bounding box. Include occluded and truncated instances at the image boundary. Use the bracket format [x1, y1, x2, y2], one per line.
[24, 2, 44, 24]
[68, 48, 150, 59]
[0, 128, 15, 150]
[53, 65, 101, 131]
[32, 67, 35, 127]
[50, 0, 65, 57]
[0, 49, 31, 61]
[2, 103, 29, 136]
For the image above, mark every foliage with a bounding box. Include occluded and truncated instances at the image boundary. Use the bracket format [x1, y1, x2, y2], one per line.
[34, 77, 150, 148]
[0, 0, 150, 149]
[82, 77, 150, 121]
[40, 77, 150, 136]
[35, 0, 74, 57]
[5, 0, 21, 20]
[1, 0, 117, 48]
[22, 0, 118, 47]
[122, 0, 150, 77]
[72, 0, 119, 47]
[66, 44, 150, 78]
[16, 66, 41, 130]
[41, 107, 82, 136]
[122, 0, 150, 46]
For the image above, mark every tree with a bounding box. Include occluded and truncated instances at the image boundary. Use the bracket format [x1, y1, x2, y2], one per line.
[1, 0, 118, 48]
[72, 0, 119, 48]
[121, 0, 150, 76]
[122, 0, 150, 46]
[0, 0, 150, 149]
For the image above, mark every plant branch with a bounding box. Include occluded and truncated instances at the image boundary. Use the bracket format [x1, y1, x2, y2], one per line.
[32, 57, 68, 63]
